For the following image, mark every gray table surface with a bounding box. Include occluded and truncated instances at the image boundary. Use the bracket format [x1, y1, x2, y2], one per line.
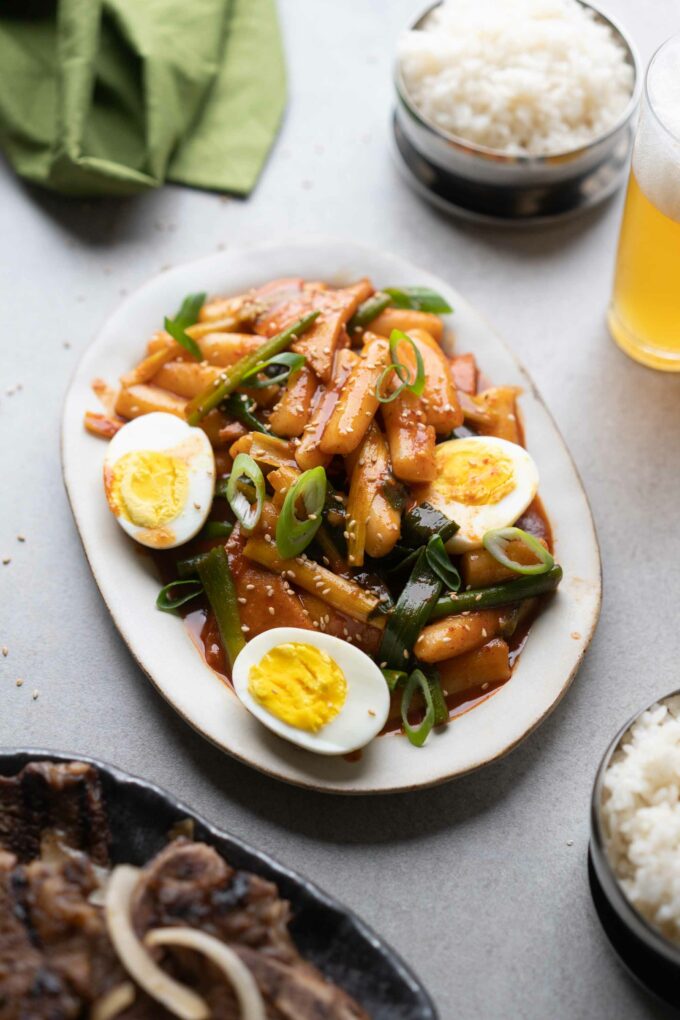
[2, 1, 679, 1016]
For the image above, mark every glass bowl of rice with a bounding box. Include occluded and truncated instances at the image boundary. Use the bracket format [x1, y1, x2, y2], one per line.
[394, 0, 642, 223]
[590, 693, 680, 1007]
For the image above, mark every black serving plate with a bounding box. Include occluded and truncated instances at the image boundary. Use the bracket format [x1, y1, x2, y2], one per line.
[0, 749, 438, 1020]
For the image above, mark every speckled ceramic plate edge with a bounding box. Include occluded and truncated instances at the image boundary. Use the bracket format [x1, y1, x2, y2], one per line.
[60, 238, 602, 794]
[0, 748, 437, 1019]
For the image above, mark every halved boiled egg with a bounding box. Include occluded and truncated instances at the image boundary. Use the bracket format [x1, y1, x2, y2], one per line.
[103, 412, 215, 549]
[232, 628, 390, 755]
[415, 435, 539, 553]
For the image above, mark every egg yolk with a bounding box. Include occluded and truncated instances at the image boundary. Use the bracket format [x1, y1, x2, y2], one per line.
[248, 642, 347, 732]
[434, 447, 515, 506]
[111, 450, 189, 528]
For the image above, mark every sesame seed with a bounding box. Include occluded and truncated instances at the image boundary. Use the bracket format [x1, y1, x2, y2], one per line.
[380, 661, 387, 668]
[368, 709, 376, 717]
[343, 530, 350, 539]
[241, 624, 250, 632]
[268, 606, 275, 615]
[16, 535, 25, 543]
[32, 689, 39, 699]
[313, 620, 319, 627]
[2, 558, 10, 566]
[16, 678, 24, 687]
[403, 649, 409, 659]
[237, 597, 247, 604]
[246, 583, 255, 590]
[1, 646, 7, 657]
[481, 682, 489, 690]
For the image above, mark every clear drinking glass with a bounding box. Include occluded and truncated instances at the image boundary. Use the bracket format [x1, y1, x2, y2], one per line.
[608, 34, 680, 371]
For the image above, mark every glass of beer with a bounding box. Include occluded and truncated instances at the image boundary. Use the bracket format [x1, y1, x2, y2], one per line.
[608, 34, 680, 370]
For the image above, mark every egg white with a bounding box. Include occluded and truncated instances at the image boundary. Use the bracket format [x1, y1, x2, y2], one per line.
[417, 436, 539, 553]
[103, 412, 215, 549]
[231, 627, 390, 756]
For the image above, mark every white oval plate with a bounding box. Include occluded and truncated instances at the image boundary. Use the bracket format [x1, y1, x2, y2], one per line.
[62, 239, 601, 794]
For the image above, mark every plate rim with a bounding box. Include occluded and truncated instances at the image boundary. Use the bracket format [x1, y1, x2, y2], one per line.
[0, 747, 438, 1019]
[61, 236, 602, 794]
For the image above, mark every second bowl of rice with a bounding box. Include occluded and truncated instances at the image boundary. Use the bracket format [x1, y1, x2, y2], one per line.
[590, 692, 680, 1006]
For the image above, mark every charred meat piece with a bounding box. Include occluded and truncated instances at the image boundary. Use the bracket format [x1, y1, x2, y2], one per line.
[0, 764, 370, 1019]
[0, 762, 110, 866]
[128, 839, 368, 1019]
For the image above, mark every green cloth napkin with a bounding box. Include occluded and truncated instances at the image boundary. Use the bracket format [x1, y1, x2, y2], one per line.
[0, 0, 286, 196]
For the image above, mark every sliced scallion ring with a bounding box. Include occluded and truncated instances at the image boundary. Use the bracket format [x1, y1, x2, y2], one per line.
[374, 329, 426, 403]
[156, 579, 203, 613]
[401, 669, 436, 748]
[241, 351, 306, 389]
[226, 453, 265, 532]
[375, 361, 410, 404]
[482, 526, 554, 576]
[275, 466, 327, 559]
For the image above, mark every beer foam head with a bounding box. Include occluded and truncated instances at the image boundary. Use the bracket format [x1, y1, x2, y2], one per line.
[634, 36, 680, 222]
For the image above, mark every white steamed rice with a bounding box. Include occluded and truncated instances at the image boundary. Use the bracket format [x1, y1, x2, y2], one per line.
[399, 0, 634, 156]
[602, 698, 680, 944]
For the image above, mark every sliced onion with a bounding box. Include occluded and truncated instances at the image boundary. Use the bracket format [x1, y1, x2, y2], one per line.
[104, 865, 209, 1020]
[146, 927, 266, 1020]
[90, 982, 136, 1020]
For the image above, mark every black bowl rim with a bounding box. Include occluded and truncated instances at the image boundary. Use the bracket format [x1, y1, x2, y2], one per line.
[0, 747, 438, 1020]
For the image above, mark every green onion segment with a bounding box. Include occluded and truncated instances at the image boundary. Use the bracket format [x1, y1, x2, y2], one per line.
[156, 578, 203, 613]
[222, 393, 269, 434]
[384, 287, 452, 314]
[198, 520, 233, 540]
[378, 547, 442, 669]
[483, 526, 554, 576]
[186, 311, 319, 424]
[197, 547, 245, 669]
[401, 670, 436, 747]
[226, 454, 265, 532]
[164, 292, 206, 360]
[375, 330, 426, 403]
[241, 351, 306, 389]
[382, 668, 407, 692]
[432, 565, 563, 620]
[276, 466, 327, 559]
[347, 292, 391, 332]
[425, 535, 462, 591]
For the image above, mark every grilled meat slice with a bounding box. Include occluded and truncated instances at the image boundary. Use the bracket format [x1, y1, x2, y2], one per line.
[0, 762, 110, 866]
[130, 839, 369, 1019]
[0, 764, 370, 1020]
